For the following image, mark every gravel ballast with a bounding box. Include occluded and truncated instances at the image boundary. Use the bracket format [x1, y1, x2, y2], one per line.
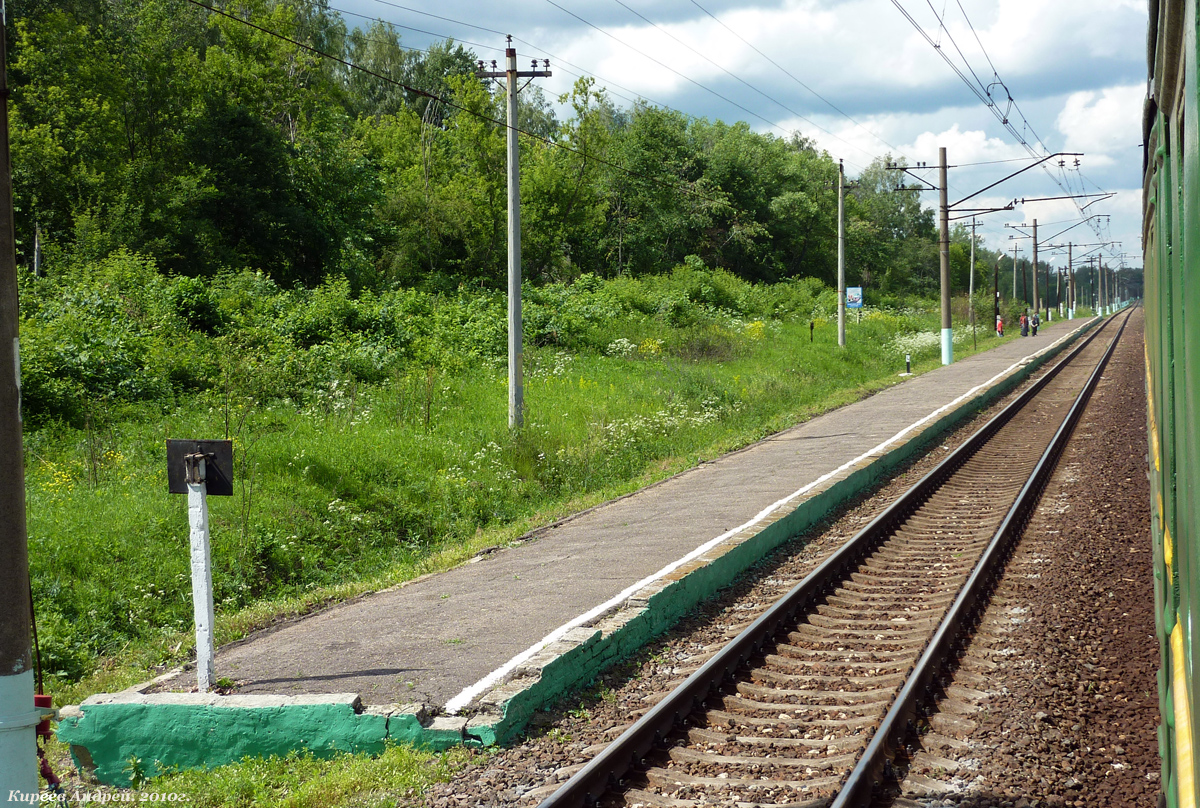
[425, 312, 1158, 808]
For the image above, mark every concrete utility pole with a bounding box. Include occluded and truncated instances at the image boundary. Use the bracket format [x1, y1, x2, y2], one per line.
[1012, 244, 1020, 299]
[1056, 262, 1065, 316]
[1021, 253, 1028, 307]
[837, 160, 845, 348]
[968, 217, 977, 331]
[1099, 258, 1107, 313]
[938, 147, 952, 364]
[993, 261, 1000, 334]
[1031, 218, 1039, 320]
[478, 40, 550, 429]
[1068, 243, 1075, 319]
[0, 0, 38, 796]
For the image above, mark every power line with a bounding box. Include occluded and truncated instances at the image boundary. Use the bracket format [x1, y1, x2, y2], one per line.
[686, 0, 904, 159]
[367, 0, 508, 38]
[183, 0, 764, 208]
[322, 3, 658, 112]
[542, 0, 809, 145]
[606, 0, 874, 168]
[325, 4, 497, 55]
[361, 0, 720, 131]
[890, 0, 1111, 241]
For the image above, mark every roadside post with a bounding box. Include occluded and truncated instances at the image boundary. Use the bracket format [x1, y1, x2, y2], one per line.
[168, 439, 233, 692]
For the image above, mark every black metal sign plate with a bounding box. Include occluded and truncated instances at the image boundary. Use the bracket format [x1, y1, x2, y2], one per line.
[167, 439, 234, 496]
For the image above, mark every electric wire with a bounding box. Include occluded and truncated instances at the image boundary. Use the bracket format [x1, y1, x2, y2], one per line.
[686, 0, 904, 158]
[542, 0, 810, 144]
[323, 3, 657, 113]
[368, 0, 508, 38]
[890, 0, 1112, 245]
[184, 0, 773, 208]
[359, 0, 1122, 259]
[606, 0, 874, 168]
[361, 0, 724, 130]
[326, 4, 498, 55]
[924, 0, 992, 109]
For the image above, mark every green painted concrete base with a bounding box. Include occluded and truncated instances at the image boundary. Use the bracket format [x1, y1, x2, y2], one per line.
[56, 693, 468, 787]
[58, 321, 1094, 784]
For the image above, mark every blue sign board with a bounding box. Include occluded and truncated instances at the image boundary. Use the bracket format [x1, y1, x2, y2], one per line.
[846, 287, 863, 309]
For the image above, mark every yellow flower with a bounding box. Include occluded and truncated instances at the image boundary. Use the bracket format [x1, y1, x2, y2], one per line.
[638, 337, 663, 356]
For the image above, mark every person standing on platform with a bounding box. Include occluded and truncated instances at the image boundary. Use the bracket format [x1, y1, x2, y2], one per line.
[1031, 312, 1039, 336]
[1020, 311, 1029, 337]
[996, 315, 1003, 337]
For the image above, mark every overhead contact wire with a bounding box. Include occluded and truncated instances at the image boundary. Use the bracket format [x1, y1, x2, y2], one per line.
[184, 0, 746, 206]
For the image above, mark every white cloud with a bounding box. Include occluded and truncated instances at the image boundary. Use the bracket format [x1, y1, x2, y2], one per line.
[1055, 84, 1145, 165]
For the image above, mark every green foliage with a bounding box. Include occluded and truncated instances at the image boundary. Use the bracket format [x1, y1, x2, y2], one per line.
[10, 0, 992, 702]
[140, 744, 471, 807]
[23, 261, 1002, 692]
[10, 2, 950, 295]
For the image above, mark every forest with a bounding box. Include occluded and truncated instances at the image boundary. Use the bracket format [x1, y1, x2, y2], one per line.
[12, 0, 964, 298]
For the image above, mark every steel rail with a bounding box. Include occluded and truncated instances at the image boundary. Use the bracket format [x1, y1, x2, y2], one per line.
[831, 305, 1132, 806]
[536, 315, 1114, 808]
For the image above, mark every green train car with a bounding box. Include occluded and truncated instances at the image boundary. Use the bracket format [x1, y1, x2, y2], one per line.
[1145, 2, 1200, 806]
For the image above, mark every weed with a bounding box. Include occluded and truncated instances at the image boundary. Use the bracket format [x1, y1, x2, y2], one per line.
[23, 265, 1001, 697]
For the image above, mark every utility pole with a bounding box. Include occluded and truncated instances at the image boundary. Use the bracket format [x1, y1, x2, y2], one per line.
[1031, 218, 1039, 321]
[1021, 253, 1028, 307]
[0, 0, 38, 797]
[1058, 263, 1064, 315]
[1100, 258, 1107, 314]
[1012, 244, 1020, 299]
[889, 150, 1064, 359]
[938, 147, 952, 364]
[1068, 243, 1075, 319]
[477, 39, 550, 429]
[837, 159, 845, 348]
[967, 216, 977, 349]
[993, 261, 1000, 335]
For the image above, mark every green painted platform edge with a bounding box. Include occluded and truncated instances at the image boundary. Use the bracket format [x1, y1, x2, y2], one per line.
[56, 697, 388, 787]
[57, 321, 1095, 781]
[55, 696, 471, 787]
[468, 321, 1096, 746]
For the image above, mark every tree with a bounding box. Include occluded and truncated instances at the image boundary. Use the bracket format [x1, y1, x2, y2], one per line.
[520, 77, 611, 281]
[849, 156, 938, 293]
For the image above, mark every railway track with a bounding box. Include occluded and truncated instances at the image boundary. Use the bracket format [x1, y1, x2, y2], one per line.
[538, 310, 1133, 808]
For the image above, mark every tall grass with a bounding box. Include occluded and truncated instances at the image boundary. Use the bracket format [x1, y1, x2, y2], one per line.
[21, 254, 1009, 701]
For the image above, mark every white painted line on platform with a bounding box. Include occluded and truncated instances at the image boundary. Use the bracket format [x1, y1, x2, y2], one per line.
[444, 325, 1088, 715]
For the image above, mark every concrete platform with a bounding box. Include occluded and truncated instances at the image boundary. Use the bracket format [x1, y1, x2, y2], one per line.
[58, 315, 1103, 783]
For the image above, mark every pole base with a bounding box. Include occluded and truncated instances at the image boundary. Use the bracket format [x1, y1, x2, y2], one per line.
[0, 670, 39, 800]
[941, 328, 954, 365]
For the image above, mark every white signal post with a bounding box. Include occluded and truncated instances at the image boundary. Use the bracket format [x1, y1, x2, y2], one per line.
[185, 453, 216, 691]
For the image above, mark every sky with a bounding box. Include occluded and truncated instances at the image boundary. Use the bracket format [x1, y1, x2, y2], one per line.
[335, 0, 1148, 273]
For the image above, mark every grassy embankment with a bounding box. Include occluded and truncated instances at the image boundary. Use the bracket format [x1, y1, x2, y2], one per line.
[25, 253, 1018, 803]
